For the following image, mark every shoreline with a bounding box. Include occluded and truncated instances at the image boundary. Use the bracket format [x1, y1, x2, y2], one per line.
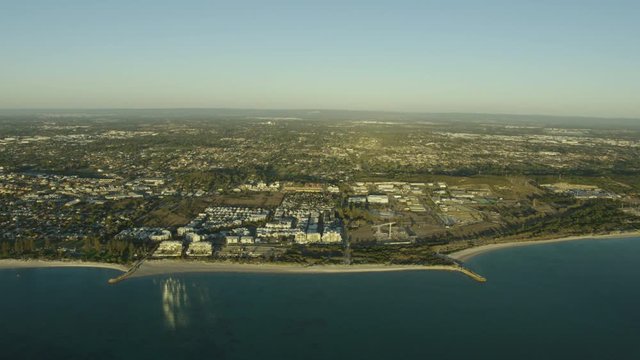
[2, 231, 638, 280]
[448, 231, 640, 262]
[129, 260, 485, 281]
[0, 259, 128, 272]
[0, 258, 485, 282]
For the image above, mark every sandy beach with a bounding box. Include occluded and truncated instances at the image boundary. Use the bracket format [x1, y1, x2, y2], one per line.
[448, 231, 640, 262]
[0, 258, 479, 279]
[3, 231, 638, 281]
[0, 259, 128, 272]
[130, 260, 470, 278]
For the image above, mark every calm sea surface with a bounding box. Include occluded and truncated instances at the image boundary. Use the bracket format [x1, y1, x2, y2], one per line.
[2, 237, 640, 360]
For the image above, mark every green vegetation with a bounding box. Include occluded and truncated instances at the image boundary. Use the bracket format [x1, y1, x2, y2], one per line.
[516, 200, 639, 237]
[3, 113, 640, 266]
[350, 245, 453, 265]
[280, 245, 345, 265]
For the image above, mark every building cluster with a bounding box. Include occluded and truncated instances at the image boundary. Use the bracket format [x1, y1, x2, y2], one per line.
[158, 206, 272, 256]
[349, 181, 429, 195]
[224, 227, 256, 244]
[257, 193, 343, 244]
[146, 194, 345, 258]
[234, 181, 281, 192]
[541, 183, 619, 200]
[116, 227, 172, 242]
[153, 225, 214, 258]
[0, 172, 186, 202]
[4, 118, 640, 262]
[155, 241, 183, 257]
[187, 206, 270, 231]
[348, 181, 433, 212]
[233, 181, 342, 194]
[346, 181, 498, 227]
[185, 241, 213, 257]
[429, 185, 495, 226]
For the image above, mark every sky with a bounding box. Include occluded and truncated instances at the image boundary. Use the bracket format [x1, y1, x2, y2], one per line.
[1, 0, 639, 118]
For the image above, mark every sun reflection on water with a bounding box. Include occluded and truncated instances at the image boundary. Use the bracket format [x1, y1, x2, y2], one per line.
[161, 277, 190, 329]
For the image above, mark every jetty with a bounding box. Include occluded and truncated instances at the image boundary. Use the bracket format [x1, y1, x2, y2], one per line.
[107, 258, 144, 284]
[436, 252, 487, 282]
[108, 243, 160, 284]
[453, 265, 487, 282]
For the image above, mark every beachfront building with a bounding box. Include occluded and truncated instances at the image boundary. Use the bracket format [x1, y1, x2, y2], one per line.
[321, 229, 342, 244]
[225, 235, 239, 245]
[153, 241, 183, 257]
[186, 241, 213, 257]
[240, 236, 255, 244]
[294, 231, 308, 243]
[185, 232, 202, 242]
[306, 229, 322, 243]
[177, 226, 195, 236]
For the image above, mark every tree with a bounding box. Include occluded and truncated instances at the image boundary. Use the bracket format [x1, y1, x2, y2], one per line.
[0, 242, 10, 257]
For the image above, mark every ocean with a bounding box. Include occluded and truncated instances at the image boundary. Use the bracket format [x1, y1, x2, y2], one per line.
[1, 237, 639, 360]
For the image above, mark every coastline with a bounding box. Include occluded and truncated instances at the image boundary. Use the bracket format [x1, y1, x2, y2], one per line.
[129, 259, 484, 280]
[0, 259, 128, 272]
[2, 231, 638, 281]
[448, 231, 640, 262]
[0, 258, 484, 282]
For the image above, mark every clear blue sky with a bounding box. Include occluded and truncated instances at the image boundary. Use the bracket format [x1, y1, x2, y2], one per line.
[1, 0, 639, 117]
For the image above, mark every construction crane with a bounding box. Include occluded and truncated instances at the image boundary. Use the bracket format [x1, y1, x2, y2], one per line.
[372, 222, 395, 239]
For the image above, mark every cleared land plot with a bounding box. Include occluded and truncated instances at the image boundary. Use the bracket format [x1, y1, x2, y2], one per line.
[138, 197, 212, 227]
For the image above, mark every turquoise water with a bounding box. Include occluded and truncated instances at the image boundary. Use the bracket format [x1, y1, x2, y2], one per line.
[2, 238, 640, 360]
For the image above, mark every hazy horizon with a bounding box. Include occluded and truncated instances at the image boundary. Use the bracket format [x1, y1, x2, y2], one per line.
[2, 0, 639, 118]
[1, 107, 639, 121]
